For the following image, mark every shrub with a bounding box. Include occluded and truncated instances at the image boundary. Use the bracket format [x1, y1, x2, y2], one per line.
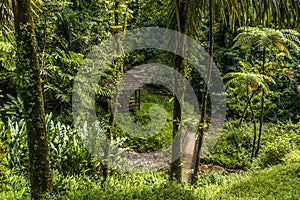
[256, 122, 300, 167]
[257, 136, 296, 167]
[209, 121, 253, 169]
[0, 114, 102, 175]
[283, 150, 300, 164]
[0, 141, 10, 185]
[112, 89, 174, 151]
[209, 121, 300, 169]
[0, 120, 10, 185]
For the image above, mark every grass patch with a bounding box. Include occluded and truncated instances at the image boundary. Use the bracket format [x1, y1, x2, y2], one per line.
[1, 163, 300, 199]
[214, 163, 300, 199]
[113, 89, 174, 151]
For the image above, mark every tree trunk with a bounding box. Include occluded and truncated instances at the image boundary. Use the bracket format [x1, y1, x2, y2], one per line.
[170, 77, 183, 181]
[255, 47, 266, 157]
[169, 0, 189, 182]
[191, 0, 214, 184]
[238, 89, 258, 127]
[103, 0, 123, 183]
[247, 89, 257, 161]
[12, 0, 52, 199]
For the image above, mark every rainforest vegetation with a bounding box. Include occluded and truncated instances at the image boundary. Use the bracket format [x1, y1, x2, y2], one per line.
[0, 0, 300, 199]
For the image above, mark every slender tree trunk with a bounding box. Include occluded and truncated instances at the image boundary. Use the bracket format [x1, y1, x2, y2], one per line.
[170, 0, 188, 182]
[170, 0, 182, 182]
[191, 84, 208, 183]
[191, 0, 214, 184]
[12, 0, 52, 199]
[170, 71, 183, 181]
[103, 0, 123, 183]
[238, 90, 258, 127]
[255, 47, 266, 157]
[248, 90, 257, 161]
[114, 0, 120, 26]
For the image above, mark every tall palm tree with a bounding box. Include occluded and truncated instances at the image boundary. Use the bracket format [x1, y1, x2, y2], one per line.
[233, 27, 300, 156]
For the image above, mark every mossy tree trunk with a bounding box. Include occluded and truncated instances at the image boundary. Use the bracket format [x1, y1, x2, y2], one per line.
[170, 57, 184, 182]
[12, 0, 52, 199]
[103, 0, 124, 183]
[170, 0, 189, 182]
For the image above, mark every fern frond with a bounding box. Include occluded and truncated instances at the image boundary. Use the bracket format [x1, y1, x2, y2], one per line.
[234, 27, 300, 60]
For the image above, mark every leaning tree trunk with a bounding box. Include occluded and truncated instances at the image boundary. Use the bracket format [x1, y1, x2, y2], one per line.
[12, 0, 52, 199]
[249, 95, 257, 161]
[244, 87, 258, 161]
[238, 90, 258, 127]
[191, 0, 214, 184]
[255, 47, 266, 157]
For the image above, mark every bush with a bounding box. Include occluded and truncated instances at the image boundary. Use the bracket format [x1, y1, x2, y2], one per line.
[209, 121, 253, 169]
[0, 114, 102, 175]
[0, 120, 10, 185]
[256, 136, 296, 167]
[256, 121, 300, 167]
[209, 121, 300, 169]
[1, 119, 28, 171]
[112, 89, 174, 151]
[0, 141, 10, 185]
[283, 150, 300, 164]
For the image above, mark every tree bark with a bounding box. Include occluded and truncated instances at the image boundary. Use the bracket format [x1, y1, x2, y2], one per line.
[238, 89, 258, 127]
[12, 0, 52, 199]
[255, 47, 266, 157]
[170, 0, 188, 182]
[103, 0, 123, 183]
[191, 0, 214, 184]
[249, 96, 257, 161]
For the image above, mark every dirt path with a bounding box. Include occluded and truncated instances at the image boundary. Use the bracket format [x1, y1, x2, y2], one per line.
[182, 132, 197, 182]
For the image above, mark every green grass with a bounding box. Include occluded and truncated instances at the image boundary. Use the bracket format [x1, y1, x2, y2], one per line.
[213, 163, 300, 199]
[113, 89, 174, 151]
[1, 163, 300, 199]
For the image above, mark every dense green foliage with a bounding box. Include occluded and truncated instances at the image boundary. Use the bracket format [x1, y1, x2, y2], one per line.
[0, 0, 300, 199]
[0, 114, 101, 175]
[1, 163, 300, 199]
[209, 121, 300, 169]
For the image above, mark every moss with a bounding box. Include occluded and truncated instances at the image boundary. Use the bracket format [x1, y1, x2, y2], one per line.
[13, 0, 52, 198]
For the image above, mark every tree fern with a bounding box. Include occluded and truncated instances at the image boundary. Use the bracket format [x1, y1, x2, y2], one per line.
[224, 72, 275, 93]
[234, 27, 300, 56]
[233, 26, 300, 158]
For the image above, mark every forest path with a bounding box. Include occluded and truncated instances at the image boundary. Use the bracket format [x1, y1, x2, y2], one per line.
[182, 132, 197, 182]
